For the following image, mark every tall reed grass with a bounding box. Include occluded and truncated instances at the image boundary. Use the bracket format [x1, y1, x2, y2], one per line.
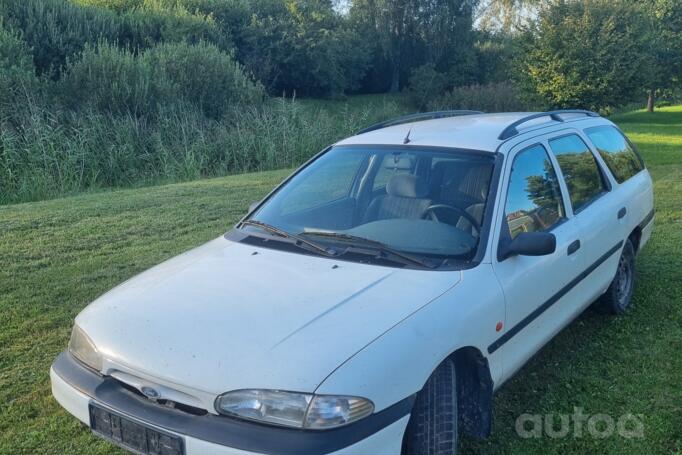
[0, 95, 405, 205]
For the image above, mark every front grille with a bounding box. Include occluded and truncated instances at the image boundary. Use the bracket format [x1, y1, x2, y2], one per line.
[116, 379, 208, 416]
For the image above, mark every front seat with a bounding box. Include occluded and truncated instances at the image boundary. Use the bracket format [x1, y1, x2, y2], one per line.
[454, 165, 491, 234]
[430, 161, 492, 235]
[363, 173, 432, 223]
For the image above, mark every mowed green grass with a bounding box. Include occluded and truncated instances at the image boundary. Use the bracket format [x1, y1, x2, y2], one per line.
[1, 106, 681, 454]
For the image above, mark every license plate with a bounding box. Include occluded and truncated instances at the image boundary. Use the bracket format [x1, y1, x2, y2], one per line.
[89, 403, 184, 455]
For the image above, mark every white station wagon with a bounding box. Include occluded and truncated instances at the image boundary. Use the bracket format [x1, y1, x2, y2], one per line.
[51, 110, 654, 455]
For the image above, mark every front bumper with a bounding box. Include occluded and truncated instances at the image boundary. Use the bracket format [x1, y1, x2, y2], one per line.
[50, 352, 411, 455]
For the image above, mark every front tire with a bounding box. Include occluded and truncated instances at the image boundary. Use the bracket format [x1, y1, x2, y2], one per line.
[595, 239, 636, 314]
[403, 358, 458, 455]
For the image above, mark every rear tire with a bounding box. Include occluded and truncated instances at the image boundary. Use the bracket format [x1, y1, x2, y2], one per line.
[403, 359, 458, 455]
[595, 239, 636, 315]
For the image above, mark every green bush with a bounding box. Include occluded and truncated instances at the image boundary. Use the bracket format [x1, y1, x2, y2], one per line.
[0, 0, 230, 79]
[0, 0, 125, 78]
[60, 43, 153, 116]
[61, 41, 263, 119]
[146, 41, 264, 118]
[73, 0, 364, 97]
[406, 64, 449, 111]
[75, 0, 146, 13]
[405, 64, 529, 113]
[427, 82, 536, 112]
[0, 23, 37, 98]
[119, 0, 231, 50]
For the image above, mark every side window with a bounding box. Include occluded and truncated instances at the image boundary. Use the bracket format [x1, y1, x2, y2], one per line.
[280, 151, 365, 214]
[585, 126, 644, 183]
[548, 134, 607, 213]
[505, 144, 565, 239]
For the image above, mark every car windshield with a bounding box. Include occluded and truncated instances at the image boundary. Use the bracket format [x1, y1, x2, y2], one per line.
[240, 145, 495, 266]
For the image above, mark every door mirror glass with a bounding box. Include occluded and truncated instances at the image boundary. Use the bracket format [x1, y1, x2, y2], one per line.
[500, 232, 556, 260]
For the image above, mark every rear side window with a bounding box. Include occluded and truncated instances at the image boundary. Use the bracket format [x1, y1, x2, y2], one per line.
[585, 126, 644, 183]
[505, 144, 565, 239]
[548, 134, 606, 213]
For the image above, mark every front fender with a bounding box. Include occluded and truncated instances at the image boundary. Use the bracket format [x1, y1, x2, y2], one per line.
[314, 264, 505, 413]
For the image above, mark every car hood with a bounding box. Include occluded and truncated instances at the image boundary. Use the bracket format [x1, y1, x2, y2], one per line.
[76, 236, 461, 396]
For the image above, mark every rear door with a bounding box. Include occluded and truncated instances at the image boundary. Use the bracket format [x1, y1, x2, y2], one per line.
[546, 132, 625, 303]
[491, 138, 585, 381]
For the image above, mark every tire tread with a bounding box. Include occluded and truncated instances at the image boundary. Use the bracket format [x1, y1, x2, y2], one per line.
[404, 359, 458, 455]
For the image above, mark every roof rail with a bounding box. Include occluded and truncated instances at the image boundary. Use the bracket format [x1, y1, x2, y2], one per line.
[498, 109, 600, 140]
[356, 110, 483, 135]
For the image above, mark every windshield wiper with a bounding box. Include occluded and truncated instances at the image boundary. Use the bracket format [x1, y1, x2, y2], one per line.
[301, 230, 438, 269]
[239, 220, 336, 257]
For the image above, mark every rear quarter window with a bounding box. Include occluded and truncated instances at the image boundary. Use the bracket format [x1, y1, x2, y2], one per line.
[584, 126, 644, 183]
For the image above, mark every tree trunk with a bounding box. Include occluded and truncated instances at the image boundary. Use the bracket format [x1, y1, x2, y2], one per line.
[647, 89, 655, 113]
[390, 64, 400, 92]
[389, 42, 401, 92]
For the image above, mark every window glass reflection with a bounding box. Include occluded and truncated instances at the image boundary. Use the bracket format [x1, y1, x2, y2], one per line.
[585, 126, 643, 183]
[505, 144, 565, 239]
[549, 135, 606, 212]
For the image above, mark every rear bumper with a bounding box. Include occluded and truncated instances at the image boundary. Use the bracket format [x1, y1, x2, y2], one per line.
[50, 351, 411, 455]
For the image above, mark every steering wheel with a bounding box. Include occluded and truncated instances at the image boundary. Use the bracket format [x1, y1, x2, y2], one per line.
[422, 204, 481, 234]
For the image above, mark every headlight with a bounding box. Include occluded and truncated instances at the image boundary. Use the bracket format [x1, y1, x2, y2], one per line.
[68, 324, 102, 372]
[304, 394, 375, 429]
[215, 389, 374, 429]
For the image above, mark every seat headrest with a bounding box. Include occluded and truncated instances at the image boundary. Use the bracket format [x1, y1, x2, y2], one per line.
[432, 161, 491, 202]
[387, 173, 429, 198]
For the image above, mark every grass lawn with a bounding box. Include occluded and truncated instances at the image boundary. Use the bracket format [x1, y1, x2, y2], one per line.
[1, 106, 680, 454]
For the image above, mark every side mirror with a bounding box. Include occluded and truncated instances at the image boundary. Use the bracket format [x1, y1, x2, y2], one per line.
[499, 232, 556, 261]
[248, 201, 260, 213]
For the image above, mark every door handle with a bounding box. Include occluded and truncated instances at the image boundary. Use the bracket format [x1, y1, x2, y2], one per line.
[618, 207, 627, 219]
[567, 240, 581, 255]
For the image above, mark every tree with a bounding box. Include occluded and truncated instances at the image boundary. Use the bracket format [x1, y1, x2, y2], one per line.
[639, 0, 682, 111]
[518, 0, 651, 111]
[526, 159, 562, 212]
[350, 0, 478, 92]
[236, 0, 370, 96]
[476, 0, 543, 33]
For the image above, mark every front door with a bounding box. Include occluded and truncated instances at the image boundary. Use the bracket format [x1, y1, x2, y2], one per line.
[491, 139, 584, 382]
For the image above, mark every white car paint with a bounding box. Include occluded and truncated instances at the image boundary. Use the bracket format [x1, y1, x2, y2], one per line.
[76, 238, 462, 407]
[51, 111, 654, 454]
[50, 367, 408, 455]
